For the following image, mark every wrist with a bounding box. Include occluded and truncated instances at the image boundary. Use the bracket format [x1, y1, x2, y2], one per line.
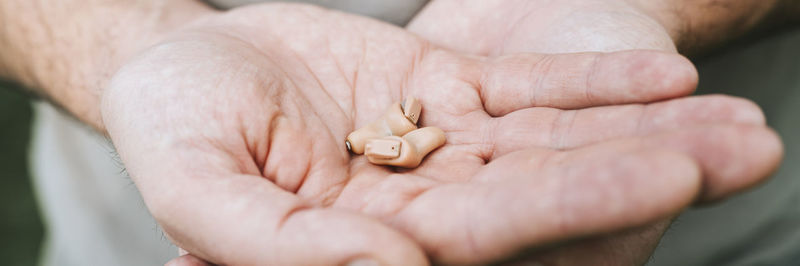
[1, 1, 217, 132]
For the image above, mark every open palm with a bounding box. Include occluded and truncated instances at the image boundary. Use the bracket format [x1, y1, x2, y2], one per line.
[102, 4, 781, 265]
[410, 1, 784, 264]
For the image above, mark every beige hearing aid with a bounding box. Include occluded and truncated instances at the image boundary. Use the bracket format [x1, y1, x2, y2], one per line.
[346, 97, 422, 154]
[364, 127, 446, 168]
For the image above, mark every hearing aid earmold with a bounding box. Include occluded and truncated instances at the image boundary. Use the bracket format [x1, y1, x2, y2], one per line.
[345, 97, 445, 168]
[345, 97, 422, 154]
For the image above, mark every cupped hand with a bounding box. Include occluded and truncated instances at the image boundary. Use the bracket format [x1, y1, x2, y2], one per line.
[410, 0, 783, 264]
[102, 3, 780, 265]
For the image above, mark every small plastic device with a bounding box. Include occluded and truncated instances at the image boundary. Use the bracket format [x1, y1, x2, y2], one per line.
[345, 97, 445, 168]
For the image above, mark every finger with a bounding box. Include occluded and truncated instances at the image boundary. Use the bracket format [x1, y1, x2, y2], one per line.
[489, 95, 765, 155]
[477, 50, 697, 115]
[490, 120, 782, 201]
[393, 145, 701, 264]
[165, 254, 213, 266]
[635, 125, 783, 202]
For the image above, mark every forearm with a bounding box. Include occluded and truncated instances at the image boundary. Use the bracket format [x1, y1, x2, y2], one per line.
[0, 0, 215, 131]
[628, 0, 800, 54]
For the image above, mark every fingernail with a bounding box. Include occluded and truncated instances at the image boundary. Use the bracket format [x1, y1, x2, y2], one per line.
[346, 258, 380, 266]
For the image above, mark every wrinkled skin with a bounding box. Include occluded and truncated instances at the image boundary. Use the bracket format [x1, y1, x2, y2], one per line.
[410, 0, 783, 264]
[101, 4, 782, 265]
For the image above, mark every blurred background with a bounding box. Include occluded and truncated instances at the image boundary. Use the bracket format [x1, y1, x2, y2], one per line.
[0, 83, 43, 265]
[0, 28, 797, 266]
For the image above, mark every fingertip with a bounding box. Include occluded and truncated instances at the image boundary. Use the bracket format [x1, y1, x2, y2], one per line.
[763, 128, 785, 174]
[278, 209, 429, 266]
[751, 127, 785, 186]
[699, 126, 784, 202]
[660, 53, 698, 98]
[345, 258, 382, 266]
[638, 124, 783, 203]
[650, 95, 767, 127]
[644, 150, 703, 207]
[165, 254, 212, 266]
[636, 51, 698, 98]
[705, 94, 767, 125]
[600, 50, 697, 104]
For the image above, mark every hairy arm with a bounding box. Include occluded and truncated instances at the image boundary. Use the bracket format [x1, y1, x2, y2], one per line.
[0, 0, 214, 131]
[630, 0, 800, 54]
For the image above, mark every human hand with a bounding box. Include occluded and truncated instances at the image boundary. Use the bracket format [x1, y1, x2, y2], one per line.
[102, 3, 780, 265]
[410, 1, 784, 264]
